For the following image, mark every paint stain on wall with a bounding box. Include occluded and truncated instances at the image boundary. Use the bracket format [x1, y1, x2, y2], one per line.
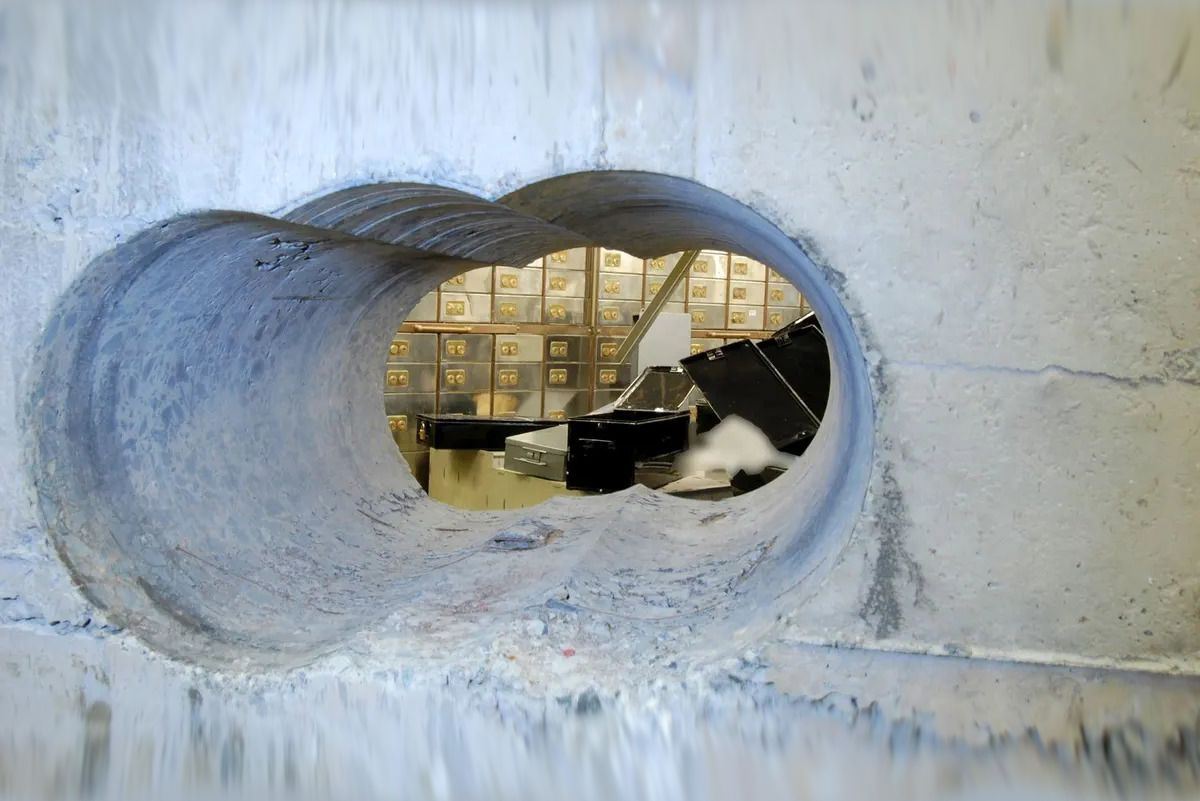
[859, 460, 928, 639]
[1046, 12, 1066, 72]
[1162, 30, 1192, 91]
[80, 701, 111, 797]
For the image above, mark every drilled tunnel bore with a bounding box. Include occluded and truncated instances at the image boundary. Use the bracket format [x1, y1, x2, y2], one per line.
[26, 172, 873, 668]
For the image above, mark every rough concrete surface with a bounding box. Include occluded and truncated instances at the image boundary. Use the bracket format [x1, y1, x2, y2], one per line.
[1, 1, 1199, 798]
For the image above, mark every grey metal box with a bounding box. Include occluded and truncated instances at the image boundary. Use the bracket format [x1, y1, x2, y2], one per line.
[598, 249, 643, 274]
[596, 300, 641, 326]
[493, 294, 542, 323]
[387, 332, 438, 363]
[767, 306, 806, 331]
[441, 362, 492, 393]
[385, 363, 437, 394]
[729, 280, 766, 306]
[494, 362, 542, 392]
[767, 284, 800, 306]
[544, 334, 590, 362]
[687, 304, 725, 328]
[598, 271, 642, 301]
[595, 363, 634, 390]
[545, 362, 590, 390]
[690, 251, 728, 279]
[495, 333, 543, 362]
[441, 333, 492, 362]
[443, 266, 493, 293]
[688, 277, 727, 304]
[440, 291, 492, 322]
[728, 305, 765, 330]
[645, 275, 685, 302]
[596, 336, 623, 363]
[493, 389, 542, 418]
[546, 248, 587, 271]
[544, 297, 586, 324]
[645, 253, 685, 275]
[504, 424, 569, 481]
[494, 266, 543, 295]
[729, 257, 767, 281]
[384, 392, 438, 450]
[545, 269, 586, 297]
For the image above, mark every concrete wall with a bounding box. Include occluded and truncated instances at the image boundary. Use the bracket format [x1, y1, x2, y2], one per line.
[1, 0, 1199, 797]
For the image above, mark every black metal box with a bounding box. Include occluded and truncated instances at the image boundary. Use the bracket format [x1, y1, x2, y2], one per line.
[695, 401, 720, 434]
[756, 312, 829, 423]
[415, 414, 558, 451]
[680, 338, 821, 452]
[565, 410, 690, 493]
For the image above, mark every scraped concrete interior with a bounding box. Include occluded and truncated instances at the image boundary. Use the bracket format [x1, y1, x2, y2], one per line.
[2, 1, 1199, 799]
[28, 174, 872, 667]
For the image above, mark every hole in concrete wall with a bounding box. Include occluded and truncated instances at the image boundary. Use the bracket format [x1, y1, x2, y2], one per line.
[388, 246, 826, 510]
[26, 172, 871, 669]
